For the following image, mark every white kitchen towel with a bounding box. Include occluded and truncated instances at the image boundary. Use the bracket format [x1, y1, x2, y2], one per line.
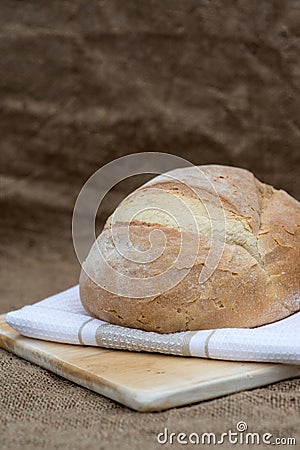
[5, 285, 300, 364]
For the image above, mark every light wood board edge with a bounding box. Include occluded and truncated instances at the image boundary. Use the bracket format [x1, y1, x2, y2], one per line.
[1, 314, 300, 412]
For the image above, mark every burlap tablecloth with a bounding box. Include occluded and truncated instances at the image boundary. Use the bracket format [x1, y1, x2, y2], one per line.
[1, 1, 300, 448]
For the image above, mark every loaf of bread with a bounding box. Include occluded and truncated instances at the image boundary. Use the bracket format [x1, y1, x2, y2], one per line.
[79, 165, 300, 333]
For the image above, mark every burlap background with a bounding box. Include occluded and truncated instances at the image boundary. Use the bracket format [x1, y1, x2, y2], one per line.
[1, 1, 299, 449]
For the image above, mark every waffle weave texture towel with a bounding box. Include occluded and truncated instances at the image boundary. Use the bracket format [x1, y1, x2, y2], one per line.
[6, 285, 300, 365]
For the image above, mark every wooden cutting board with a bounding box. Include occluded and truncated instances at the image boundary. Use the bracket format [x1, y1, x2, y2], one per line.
[1, 314, 299, 411]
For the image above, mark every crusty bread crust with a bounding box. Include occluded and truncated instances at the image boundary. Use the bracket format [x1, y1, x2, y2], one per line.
[80, 165, 300, 332]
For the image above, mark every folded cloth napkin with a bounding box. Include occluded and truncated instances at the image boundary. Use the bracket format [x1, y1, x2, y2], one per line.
[5, 285, 300, 364]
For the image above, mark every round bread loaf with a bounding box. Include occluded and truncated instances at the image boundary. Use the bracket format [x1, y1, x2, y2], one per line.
[79, 165, 300, 333]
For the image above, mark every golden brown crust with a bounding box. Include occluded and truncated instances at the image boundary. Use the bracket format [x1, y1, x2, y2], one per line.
[79, 165, 300, 333]
[80, 225, 267, 332]
[258, 188, 300, 317]
[140, 165, 263, 232]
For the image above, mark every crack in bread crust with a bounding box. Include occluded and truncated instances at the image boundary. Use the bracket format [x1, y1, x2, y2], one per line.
[81, 165, 300, 333]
